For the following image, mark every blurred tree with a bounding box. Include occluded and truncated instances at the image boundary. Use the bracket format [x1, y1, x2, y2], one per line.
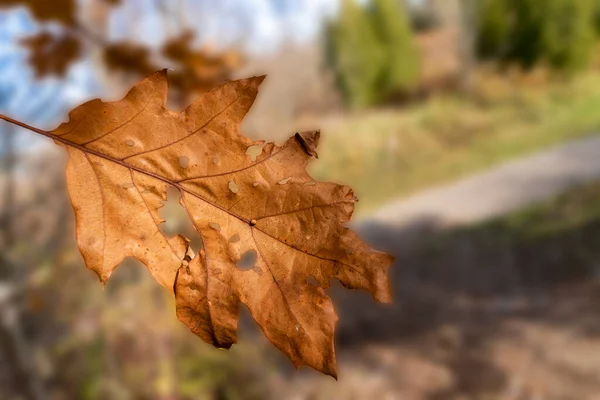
[326, 0, 419, 108]
[370, 0, 420, 98]
[476, 0, 511, 60]
[325, 0, 385, 108]
[596, 0, 600, 35]
[477, 0, 597, 73]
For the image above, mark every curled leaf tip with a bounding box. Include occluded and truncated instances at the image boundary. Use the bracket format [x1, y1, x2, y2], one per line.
[295, 130, 321, 158]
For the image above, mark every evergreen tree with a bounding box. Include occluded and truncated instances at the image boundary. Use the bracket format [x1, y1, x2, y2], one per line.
[477, 0, 512, 60]
[477, 0, 596, 73]
[325, 0, 420, 108]
[370, 0, 420, 97]
[325, 0, 385, 108]
[537, 0, 596, 72]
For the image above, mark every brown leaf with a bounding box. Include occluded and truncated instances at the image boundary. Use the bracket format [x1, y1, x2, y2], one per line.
[162, 31, 242, 98]
[47, 71, 393, 377]
[102, 42, 156, 77]
[103, 38, 240, 101]
[295, 130, 320, 159]
[21, 32, 80, 78]
[0, 0, 76, 25]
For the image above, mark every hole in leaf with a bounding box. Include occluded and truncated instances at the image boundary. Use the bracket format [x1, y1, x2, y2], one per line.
[106, 257, 155, 292]
[178, 156, 190, 168]
[213, 156, 220, 165]
[246, 143, 265, 162]
[252, 181, 260, 187]
[125, 139, 135, 146]
[278, 177, 292, 185]
[159, 186, 203, 253]
[209, 222, 221, 231]
[236, 250, 257, 271]
[228, 180, 239, 194]
[307, 275, 320, 287]
[229, 234, 240, 243]
[238, 303, 262, 333]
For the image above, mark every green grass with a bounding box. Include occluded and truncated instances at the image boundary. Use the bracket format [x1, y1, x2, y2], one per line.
[311, 71, 600, 214]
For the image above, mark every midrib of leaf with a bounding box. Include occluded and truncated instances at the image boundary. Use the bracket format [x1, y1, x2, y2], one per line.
[251, 227, 308, 338]
[0, 113, 363, 274]
[0, 113, 246, 346]
[0, 112, 374, 368]
[0, 113, 253, 225]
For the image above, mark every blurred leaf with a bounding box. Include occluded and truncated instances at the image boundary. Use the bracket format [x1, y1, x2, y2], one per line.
[4, 0, 243, 98]
[102, 42, 156, 77]
[21, 32, 80, 78]
[162, 31, 243, 97]
[3, 71, 393, 377]
[103, 35, 242, 100]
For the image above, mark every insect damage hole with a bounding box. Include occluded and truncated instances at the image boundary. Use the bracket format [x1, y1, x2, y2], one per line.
[178, 156, 190, 169]
[125, 139, 135, 146]
[236, 250, 257, 271]
[246, 143, 265, 162]
[307, 275, 320, 287]
[228, 180, 239, 194]
[158, 186, 203, 253]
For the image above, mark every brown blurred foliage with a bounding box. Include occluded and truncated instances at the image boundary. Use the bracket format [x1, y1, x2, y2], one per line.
[102, 42, 155, 77]
[163, 31, 243, 97]
[20, 32, 81, 78]
[0, 0, 242, 100]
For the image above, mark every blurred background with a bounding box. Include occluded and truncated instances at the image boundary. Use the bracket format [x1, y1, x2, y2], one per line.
[3, 0, 600, 398]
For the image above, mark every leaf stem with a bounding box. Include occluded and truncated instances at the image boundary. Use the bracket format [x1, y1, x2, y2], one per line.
[0, 114, 367, 283]
[0, 114, 57, 141]
[0, 113, 253, 226]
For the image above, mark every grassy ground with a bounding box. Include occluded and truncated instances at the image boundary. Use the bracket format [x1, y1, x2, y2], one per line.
[311, 69, 600, 214]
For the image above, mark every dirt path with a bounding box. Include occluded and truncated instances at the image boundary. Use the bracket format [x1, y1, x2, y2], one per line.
[363, 133, 600, 228]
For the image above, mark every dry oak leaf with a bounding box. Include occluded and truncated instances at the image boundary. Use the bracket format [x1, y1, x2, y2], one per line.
[49, 70, 393, 377]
